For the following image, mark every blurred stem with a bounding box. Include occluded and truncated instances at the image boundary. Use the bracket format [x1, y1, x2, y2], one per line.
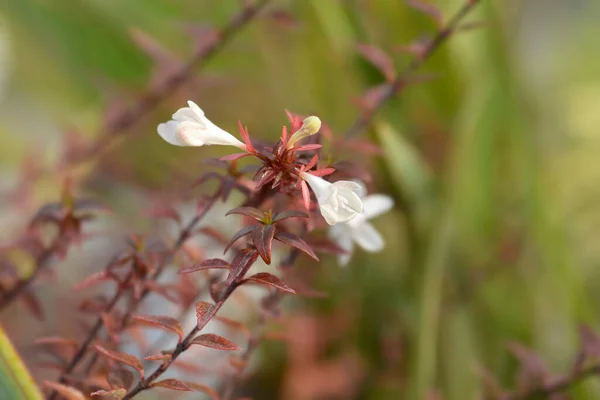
[0, 324, 43, 400]
[411, 210, 453, 399]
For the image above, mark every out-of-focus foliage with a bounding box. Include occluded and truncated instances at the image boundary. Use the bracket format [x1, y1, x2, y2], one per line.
[1, 0, 600, 399]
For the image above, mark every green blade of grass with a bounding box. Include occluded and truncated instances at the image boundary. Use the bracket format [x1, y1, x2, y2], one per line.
[0, 324, 43, 400]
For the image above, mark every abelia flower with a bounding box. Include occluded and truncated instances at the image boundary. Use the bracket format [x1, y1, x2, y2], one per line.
[328, 189, 394, 266]
[299, 172, 363, 225]
[157, 101, 246, 150]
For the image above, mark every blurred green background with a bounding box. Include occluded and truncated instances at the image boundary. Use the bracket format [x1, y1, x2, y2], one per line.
[2, 0, 600, 399]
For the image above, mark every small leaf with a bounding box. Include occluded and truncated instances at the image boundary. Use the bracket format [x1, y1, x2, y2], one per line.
[224, 226, 256, 254]
[251, 224, 275, 264]
[272, 210, 309, 222]
[34, 336, 78, 350]
[144, 354, 172, 362]
[273, 232, 319, 261]
[241, 273, 296, 294]
[91, 388, 127, 398]
[145, 206, 181, 225]
[309, 167, 335, 177]
[405, 0, 443, 27]
[219, 152, 252, 162]
[107, 368, 134, 390]
[74, 271, 114, 290]
[225, 207, 264, 221]
[356, 44, 396, 82]
[178, 258, 230, 274]
[131, 315, 183, 343]
[196, 301, 216, 330]
[44, 381, 85, 400]
[237, 121, 256, 153]
[292, 144, 322, 151]
[190, 334, 241, 351]
[94, 345, 144, 379]
[151, 379, 195, 392]
[225, 249, 259, 286]
[185, 382, 220, 400]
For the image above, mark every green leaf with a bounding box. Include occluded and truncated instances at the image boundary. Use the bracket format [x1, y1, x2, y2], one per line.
[0, 324, 43, 400]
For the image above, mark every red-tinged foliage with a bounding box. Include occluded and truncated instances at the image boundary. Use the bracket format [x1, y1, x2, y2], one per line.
[405, 0, 443, 27]
[356, 44, 396, 82]
[151, 379, 195, 392]
[74, 270, 115, 290]
[219, 152, 253, 162]
[285, 109, 303, 134]
[21, 291, 44, 319]
[94, 345, 144, 379]
[178, 258, 230, 274]
[353, 83, 390, 115]
[43, 381, 86, 400]
[196, 301, 216, 329]
[131, 314, 184, 343]
[34, 336, 78, 349]
[229, 355, 249, 371]
[251, 224, 275, 264]
[309, 168, 336, 177]
[225, 249, 259, 286]
[144, 354, 172, 362]
[226, 207, 265, 221]
[292, 144, 322, 152]
[237, 121, 256, 153]
[91, 388, 127, 398]
[224, 226, 255, 254]
[241, 272, 296, 294]
[185, 382, 220, 400]
[190, 333, 242, 351]
[272, 210, 309, 223]
[274, 231, 319, 261]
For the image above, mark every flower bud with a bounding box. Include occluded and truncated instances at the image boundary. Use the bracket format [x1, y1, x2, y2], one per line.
[286, 116, 321, 148]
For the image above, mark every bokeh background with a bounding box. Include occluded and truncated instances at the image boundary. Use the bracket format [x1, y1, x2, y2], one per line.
[1, 0, 600, 399]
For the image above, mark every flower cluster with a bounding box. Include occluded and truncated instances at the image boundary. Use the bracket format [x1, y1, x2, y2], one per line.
[157, 100, 393, 264]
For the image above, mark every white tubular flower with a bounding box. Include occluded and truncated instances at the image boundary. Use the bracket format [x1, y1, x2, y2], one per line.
[300, 171, 363, 225]
[287, 116, 321, 148]
[329, 192, 394, 266]
[157, 100, 246, 150]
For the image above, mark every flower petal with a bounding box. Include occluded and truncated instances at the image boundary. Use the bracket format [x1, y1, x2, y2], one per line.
[158, 121, 186, 146]
[187, 100, 206, 119]
[172, 106, 200, 123]
[351, 221, 384, 252]
[329, 225, 354, 266]
[362, 194, 394, 219]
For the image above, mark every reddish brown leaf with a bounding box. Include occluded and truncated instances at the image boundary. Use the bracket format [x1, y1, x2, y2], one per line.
[219, 152, 252, 162]
[229, 356, 249, 371]
[91, 388, 127, 398]
[190, 334, 241, 351]
[196, 301, 216, 330]
[185, 382, 220, 400]
[94, 345, 144, 379]
[21, 291, 44, 320]
[132, 315, 183, 343]
[356, 44, 396, 82]
[273, 231, 319, 261]
[144, 354, 172, 362]
[151, 379, 195, 392]
[145, 206, 181, 225]
[34, 336, 78, 352]
[292, 143, 322, 151]
[241, 273, 296, 294]
[178, 258, 230, 274]
[43, 381, 85, 400]
[237, 121, 256, 153]
[354, 83, 390, 114]
[225, 207, 264, 221]
[225, 249, 259, 286]
[405, 0, 443, 27]
[251, 224, 275, 264]
[223, 226, 256, 254]
[272, 210, 309, 223]
[74, 270, 114, 290]
[309, 167, 336, 177]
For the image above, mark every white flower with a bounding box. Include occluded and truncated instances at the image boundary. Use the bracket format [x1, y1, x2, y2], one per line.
[157, 100, 246, 150]
[300, 172, 363, 225]
[329, 191, 394, 266]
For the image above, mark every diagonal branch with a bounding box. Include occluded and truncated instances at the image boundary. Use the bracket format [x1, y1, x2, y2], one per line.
[345, 0, 482, 138]
[69, 0, 272, 165]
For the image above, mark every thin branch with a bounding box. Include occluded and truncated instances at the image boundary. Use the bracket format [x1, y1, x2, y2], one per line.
[69, 0, 272, 165]
[47, 194, 220, 400]
[345, 0, 482, 138]
[504, 364, 600, 400]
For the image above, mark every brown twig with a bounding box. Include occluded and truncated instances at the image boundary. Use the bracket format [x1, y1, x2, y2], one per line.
[47, 194, 220, 400]
[69, 0, 272, 165]
[345, 0, 482, 138]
